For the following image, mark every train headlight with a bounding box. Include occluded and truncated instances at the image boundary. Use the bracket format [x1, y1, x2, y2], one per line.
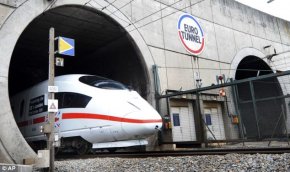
[39, 124, 52, 134]
[40, 126, 43, 133]
[155, 125, 161, 131]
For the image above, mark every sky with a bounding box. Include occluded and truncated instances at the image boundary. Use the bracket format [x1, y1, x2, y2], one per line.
[235, 0, 290, 21]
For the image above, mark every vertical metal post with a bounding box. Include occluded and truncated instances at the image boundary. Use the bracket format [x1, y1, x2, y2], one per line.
[48, 27, 55, 172]
[196, 91, 206, 147]
[281, 104, 289, 145]
[249, 81, 261, 139]
[153, 65, 161, 113]
[268, 109, 283, 146]
[152, 65, 162, 144]
[231, 79, 245, 145]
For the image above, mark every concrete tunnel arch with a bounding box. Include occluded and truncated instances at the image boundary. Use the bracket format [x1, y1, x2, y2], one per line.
[235, 56, 284, 138]
[0, 1, 156, 164]
[230, 48, 284, 139]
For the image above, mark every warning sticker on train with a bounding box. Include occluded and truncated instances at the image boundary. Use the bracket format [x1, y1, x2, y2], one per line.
[48, 99, 58, 112]
[55, 111, 61, 128]
[177, 14, 205, 55]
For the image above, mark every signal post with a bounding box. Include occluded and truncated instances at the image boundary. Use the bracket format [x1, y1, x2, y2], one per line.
[47, 27, 56, 172]
[47, 27, 74, 172]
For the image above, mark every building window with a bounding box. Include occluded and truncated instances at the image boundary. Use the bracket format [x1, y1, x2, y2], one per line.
[205, 114, 212, 125]
[173, 113, 180, 126]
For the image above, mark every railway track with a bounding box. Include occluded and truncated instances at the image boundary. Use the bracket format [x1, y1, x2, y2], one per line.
[56, 147, 290, 160]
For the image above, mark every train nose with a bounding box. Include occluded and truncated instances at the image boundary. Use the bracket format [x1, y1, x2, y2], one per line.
[141, 116, 163, 134]
[121, 112, 163, 137]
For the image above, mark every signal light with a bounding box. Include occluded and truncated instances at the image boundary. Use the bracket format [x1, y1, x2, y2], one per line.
[219, 89, 226, 97]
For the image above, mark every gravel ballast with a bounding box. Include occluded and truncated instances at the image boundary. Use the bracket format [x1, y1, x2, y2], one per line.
[55, 153, 290, 172]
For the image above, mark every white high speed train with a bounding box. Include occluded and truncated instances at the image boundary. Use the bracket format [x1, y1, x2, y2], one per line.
[10, 74, 162, 154]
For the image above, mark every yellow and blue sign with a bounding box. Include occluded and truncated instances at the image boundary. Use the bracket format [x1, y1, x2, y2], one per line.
[58, 37, 75, 56]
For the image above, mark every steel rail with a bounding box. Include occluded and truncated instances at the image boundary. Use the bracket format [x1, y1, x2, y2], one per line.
[56, 147, 290, 160]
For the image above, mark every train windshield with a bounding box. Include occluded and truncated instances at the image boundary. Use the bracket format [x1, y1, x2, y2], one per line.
[79, 76, 127, 90]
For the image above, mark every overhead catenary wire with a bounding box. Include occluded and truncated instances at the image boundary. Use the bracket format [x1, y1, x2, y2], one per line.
[91, 0, 133, 26]
[0, 0, 30, 31]
[120, 0, 290, 67]
[2, 0, 284, 67]
[88, 0, 199, 66]
[9, 1, 290, 91]
[106, 0, 136, 16]
[102, 0, 118, 10]
[264, 50, 290, 60]
[87, 0, 290, 48]
[270, 57, 290, 67]
[124, 0, 183, 27]
[42, 0, 58, 13]
[110, 0, 182, 28]
[271, 62, 289, 68]
[93, 0, 185, 28]
[71, 0, 290, 64]
[126, 0, 206, 33]
[157, 66, 290, 85]
[80, 0, 290, 71]
[97, 0, 190, 28]
[270, 56, 290, 67]
[82, 0, 290, 80]
[148, 44, 290, 71]
[85, 2, 92, 7]
[264, 51, 290, 66]
[157, 66, 281, 72]
[86, 0, 135, 24]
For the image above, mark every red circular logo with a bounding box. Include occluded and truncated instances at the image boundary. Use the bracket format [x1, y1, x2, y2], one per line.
[178, 14, 205, 55]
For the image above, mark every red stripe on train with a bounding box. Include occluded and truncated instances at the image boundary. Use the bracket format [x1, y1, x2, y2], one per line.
[62, 113, 162, 123]
[17, 113, 162, 127]
[33, 116, 45, 124]
[17, 120, 29, 127]
[17, 116, 45, 127]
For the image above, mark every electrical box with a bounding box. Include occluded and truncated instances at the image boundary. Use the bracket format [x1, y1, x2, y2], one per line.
[232, 116, 239, 124]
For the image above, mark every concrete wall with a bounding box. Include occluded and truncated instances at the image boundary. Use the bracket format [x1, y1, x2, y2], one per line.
[0, 1, 35, 164]
[146, 0, 290, 91]
[0, 0, 290, 163]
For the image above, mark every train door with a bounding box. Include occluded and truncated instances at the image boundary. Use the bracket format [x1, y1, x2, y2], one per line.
[170, 103, 196, 142]
[204, 106, 225, 140]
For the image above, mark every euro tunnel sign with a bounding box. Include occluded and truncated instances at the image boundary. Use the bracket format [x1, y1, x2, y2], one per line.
[58, 37, 75, 56]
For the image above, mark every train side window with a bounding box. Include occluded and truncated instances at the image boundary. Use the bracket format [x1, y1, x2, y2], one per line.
[20, 100, 24, 118]
[55, 92, 91, 109]
[55, 93, 65, 109]
[63, 93, 75, 108]
[93, 81, 126, 90]
[79, 76, 127, 90]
